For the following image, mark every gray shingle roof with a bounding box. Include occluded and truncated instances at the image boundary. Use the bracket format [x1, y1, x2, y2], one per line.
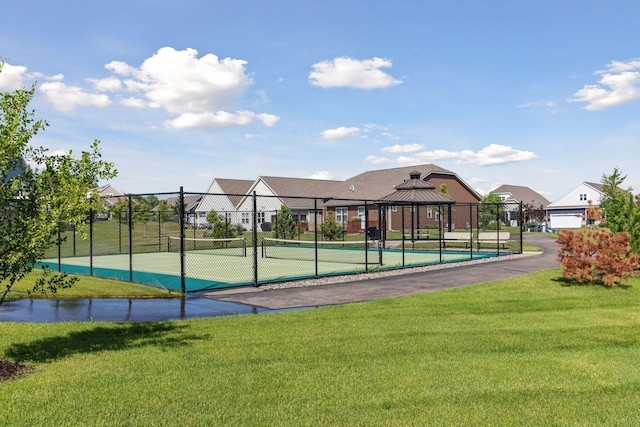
[492, 184, 551, 207]
[215, 178, 254, 207]
[324, 164, 478, 206]
[259, 176, 343, 209]
[377, 170, 455, 204]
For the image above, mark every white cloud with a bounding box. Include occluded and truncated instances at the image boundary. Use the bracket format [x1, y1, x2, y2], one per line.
[381, 131, 401, 140]
[89, 76, 122, 92]
[416, 144, 537, 166]
[307, 171, 333, 180]
[382, 144, 424, 154]
[396, 156, 422, 166]
[25, 46, 279, 129]
[103, 47, 279, 130]
[116, 47, 254, 115]
[0, 63, 42, 91]
[165, 110, 279, 130]
[322, 126, 361, 140]
[571, 59, 640, 110]
[309, 56, 402, 89]
[363, 155, 392, 165]
[517, 100, 559, 114]
[39, 80, 111, 112]
[120, 97, 147, 108]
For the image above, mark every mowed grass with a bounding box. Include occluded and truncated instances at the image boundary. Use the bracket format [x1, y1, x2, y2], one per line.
[3, 270, 171, 301]
[2, 268, 640, 425]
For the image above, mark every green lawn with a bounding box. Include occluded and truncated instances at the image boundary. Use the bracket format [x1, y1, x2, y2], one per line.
[2, 269, 640, 425]
[3, 270, 171, 301]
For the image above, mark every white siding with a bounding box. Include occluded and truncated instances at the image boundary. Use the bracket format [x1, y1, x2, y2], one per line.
[548, 182, 602, 209]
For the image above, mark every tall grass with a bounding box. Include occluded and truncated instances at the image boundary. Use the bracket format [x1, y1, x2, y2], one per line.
[2, 269, 640, 425]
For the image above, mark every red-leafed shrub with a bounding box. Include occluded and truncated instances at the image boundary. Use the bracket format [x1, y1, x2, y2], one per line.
[557, 229, 640, 287]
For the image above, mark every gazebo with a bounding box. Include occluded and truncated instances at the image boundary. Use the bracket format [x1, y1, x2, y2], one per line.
[375, 170, 456, 241]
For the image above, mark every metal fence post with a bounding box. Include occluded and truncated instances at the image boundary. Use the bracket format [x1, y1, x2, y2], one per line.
[128, 195, 133, 282]
[252, 191, 258, 287]
[179, 187, 186, 294]
[314, 198, 318, 278]
[89, 208, 94, 276]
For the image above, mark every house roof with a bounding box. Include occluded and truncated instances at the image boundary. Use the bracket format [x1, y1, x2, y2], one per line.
[547, 181, 605, 209]
[492, 184, 551, 207]
[378, 171, 456, 204]
[257, 176, 343, 209]
[584, 182, 604, 193]
[163, 194, 203, 212]
[214, 178, 254, 207]
[325, 163, 480, 205]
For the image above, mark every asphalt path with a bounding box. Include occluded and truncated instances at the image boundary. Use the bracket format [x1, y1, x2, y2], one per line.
[206, 234, 560, 310]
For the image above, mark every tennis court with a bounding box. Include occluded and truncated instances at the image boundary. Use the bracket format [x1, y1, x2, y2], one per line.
[41, 237, 500, 292]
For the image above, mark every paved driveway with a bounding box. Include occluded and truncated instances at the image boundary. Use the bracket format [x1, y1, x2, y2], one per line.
[206, 234, 559, 310]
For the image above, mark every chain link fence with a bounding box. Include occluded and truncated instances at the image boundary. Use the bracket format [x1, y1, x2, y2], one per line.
[41, 189, 522, 293]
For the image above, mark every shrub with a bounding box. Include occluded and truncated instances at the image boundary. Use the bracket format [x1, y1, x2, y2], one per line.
[321, 211, 345, 240]
[557, 229, 639, 287]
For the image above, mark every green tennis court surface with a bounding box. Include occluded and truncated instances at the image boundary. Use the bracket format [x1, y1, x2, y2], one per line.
[41, 244, 501, 292]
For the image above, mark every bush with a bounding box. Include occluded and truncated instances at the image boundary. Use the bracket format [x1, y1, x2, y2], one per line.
[557, 229, 639, 287]
[321, 211, 344, 240]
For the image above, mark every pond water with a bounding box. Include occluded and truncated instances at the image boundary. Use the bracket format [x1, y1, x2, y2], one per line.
[0, 296, 275, 323]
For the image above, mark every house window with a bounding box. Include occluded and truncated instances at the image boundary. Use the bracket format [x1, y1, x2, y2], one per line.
[336, 207, 348, 223]
[391, 205, 397, 212]
[579, 193, 588, 201]
[257, 212, 265, 224]
[241, 212, 250, 225]
[435, 210, 441, 221]
[427, 208, 433, 219]
[357, 206, 365, 221]
[225, 212, 232, 222]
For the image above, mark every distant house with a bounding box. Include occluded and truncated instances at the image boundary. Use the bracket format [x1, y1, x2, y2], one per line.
[235, 176, 342, 231]
[193, 164, 482, 233]
[94, 184, 125, 219]
[546, 182, 604, 229]
[492, 184, 550, 224]
[164, 194, 204, 226]
[195, 178, 254, 227]
[325, 164, 482, 231]
[96, 184, 125, 208]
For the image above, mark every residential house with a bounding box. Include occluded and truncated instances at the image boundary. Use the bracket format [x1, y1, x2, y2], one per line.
[492, 184, 550, 225]
[94, 184, 124, 219]
[325, 164, 482, 231]
[163, 194, 204, 226]
[546, 182, 604, 229]
[195, 178, 254, 227]
[235, 176, 342, 231]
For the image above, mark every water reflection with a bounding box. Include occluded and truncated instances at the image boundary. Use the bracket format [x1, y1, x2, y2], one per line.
[0, 296, 272, 323]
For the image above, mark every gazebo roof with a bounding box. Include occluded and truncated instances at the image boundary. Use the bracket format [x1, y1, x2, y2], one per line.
[377, 171, 456, 204]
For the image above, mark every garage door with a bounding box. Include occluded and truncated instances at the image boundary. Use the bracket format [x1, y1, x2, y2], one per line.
[549, 214, 583, 229]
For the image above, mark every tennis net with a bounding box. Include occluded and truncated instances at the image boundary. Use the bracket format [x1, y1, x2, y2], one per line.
[167, 236, 247, 257]
[261, 238, 380, 265]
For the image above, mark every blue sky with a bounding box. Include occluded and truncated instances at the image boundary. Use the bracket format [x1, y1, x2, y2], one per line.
[2, 0, 640, 201]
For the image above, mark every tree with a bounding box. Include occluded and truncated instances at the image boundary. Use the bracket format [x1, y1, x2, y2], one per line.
[557, 229, 639, 287]
[600, 168, 640, 253]
[273, 204, 297, 239]
[478, 193, 505, 230]
[521, 202, 546, 224]
[132, 196, 153, 236]
[0, 81, 116, 305]
[157, 199, 175, 233]
[206, 210, 237, 239]
[321, 211, 344, 240]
